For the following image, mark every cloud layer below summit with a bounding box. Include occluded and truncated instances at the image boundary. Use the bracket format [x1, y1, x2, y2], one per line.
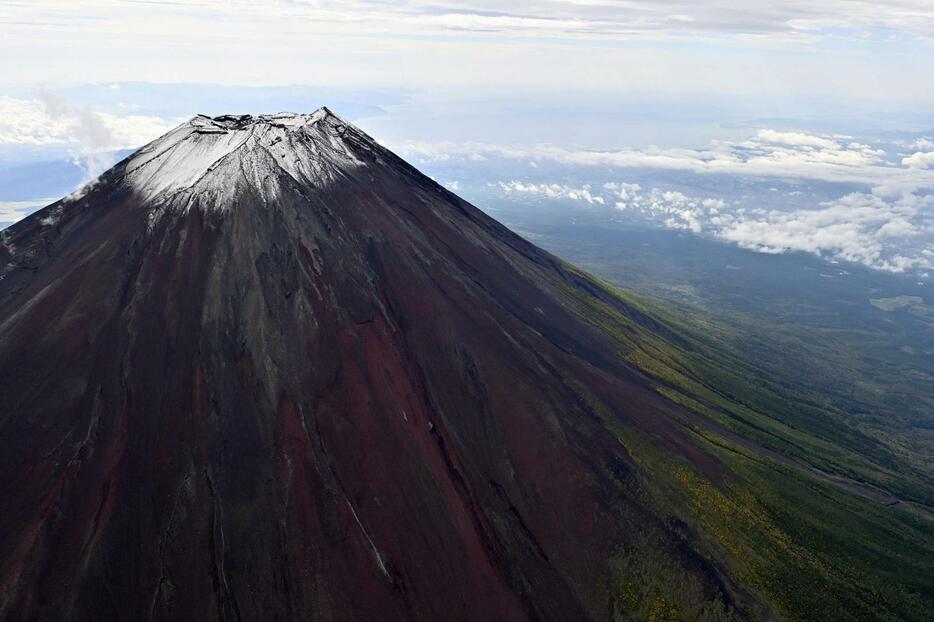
[397, 129, 934, 194]
[403, 128, 934, 274]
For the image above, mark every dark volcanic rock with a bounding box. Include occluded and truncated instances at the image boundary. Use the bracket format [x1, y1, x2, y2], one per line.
[0, 109, 735, 621]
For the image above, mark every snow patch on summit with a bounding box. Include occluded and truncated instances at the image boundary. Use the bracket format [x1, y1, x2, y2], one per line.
[123, 108, 366, 206]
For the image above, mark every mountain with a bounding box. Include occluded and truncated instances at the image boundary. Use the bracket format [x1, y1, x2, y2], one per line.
[0, 109, 931, 622]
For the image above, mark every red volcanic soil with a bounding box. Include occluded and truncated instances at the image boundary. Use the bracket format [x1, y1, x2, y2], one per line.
[0, 110, 735, 621]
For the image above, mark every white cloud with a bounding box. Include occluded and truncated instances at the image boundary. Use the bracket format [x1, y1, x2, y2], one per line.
[603, 183, 725, 234]
[0, 95, 177, 150]
[0, 198, 57, 226]
[877, 218, 918, 237]
[8, 1, 934, 41]
[0, 96, 179, 179]
[603, 182, 642, 205]
[715, 192, 934, 272]
[495, 172, 934, 273]
[3, 1, 934, 105]
[397, 141, 531, 162]
[755, 129, 839, 150]
[410, 13, 590, 33]
[0, 96, 175, 149]
[479, 126, 934, 274]
[498, 180, 605, 204]
[902, 151, 934, 169]
[396, 129, 934, 195]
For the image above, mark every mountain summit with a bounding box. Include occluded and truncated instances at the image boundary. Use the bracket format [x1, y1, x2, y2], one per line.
[123, 109, 368, 204]
[0, 110, 930, 622]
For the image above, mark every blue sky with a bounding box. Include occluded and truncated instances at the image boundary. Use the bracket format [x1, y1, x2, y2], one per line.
[1, 1, 933, 276]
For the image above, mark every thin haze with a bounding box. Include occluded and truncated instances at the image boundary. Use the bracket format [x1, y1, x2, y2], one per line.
[0, 1, 933, 103]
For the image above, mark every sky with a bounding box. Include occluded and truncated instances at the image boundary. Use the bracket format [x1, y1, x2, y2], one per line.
[1, 1, 933, 276]
[3, 1, 934, 100]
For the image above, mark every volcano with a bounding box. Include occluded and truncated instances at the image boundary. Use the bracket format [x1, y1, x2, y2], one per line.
[2, 109, 927, 622]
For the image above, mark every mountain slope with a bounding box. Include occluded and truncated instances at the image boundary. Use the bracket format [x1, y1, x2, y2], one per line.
[0, 109, 930, 621]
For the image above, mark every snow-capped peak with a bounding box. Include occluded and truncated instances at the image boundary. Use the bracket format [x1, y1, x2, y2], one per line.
[189, 107, 338, 132]
[123, 107, 367, 205]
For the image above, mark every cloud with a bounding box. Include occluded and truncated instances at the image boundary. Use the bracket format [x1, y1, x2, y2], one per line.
[715, 192, 934, 272]
[755, 129, 840, 150]
[0, 96, 173, 149]
[451, 125, 934, 273]
[0, 96, 179, 179]
[603, 183, 724, 234]
[34, 92, 117, 180]
[498, 180, 605, 204]
[410, 13, 590, 34]
[494, 173, 934, 273]
[9, 1, 934, 41]
[394, 140, 530, 162]
[603, 182, 642, 202]
[0, 198, 57, 227]
[396, 129, 934, 195]
[4, 1, 934, 107]
[903, 151, 934, 169]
